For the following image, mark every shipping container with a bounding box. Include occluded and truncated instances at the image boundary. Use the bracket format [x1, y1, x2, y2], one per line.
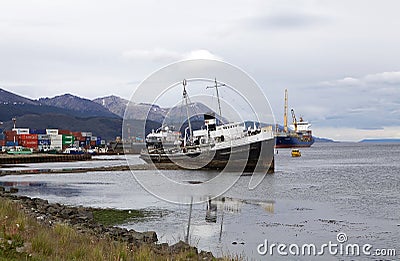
[18, 134, 38, 140]
[50, 135, 62, 151]
[76, 136, 86, 142]
[5, 136, 18, 142]
[38, 139, 51, 145]
[90, 136, 97, 141]
[100, 140, 106, 145]
[50, 145, 62, 151]
[50, 135, 62, 150]
[6, 141, 18, 146]
[4, 130, 17, 142]
[4, 130, 17, 135]
[90, 140, 96, 147]
[58, 129, 72, 135]
[0, 140, 5, 146]
[38, 144, 51, 151]
[12, 128, 29, 134]
[38, 134, 50, 140]
[81, 132, 92, 137]
[46, 129, 59, 135]
[62, 135, 75, 145]
[50, 134, 62, 140]
[30, 129, 46, 134]
[72, 131, 82, 136]
[19, 139, 38, 149]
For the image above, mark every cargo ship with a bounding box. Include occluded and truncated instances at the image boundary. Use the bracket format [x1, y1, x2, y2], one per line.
[140, 79, 275, 173]
[275, 89, 314, 148]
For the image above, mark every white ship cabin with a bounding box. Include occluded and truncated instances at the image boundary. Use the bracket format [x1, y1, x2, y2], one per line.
[192, 121, 247, 144]
[290, 117, 311, 132]
[212, 123, 245, 141]
[191, 114, 269, 145]
[146, 126, 181, 145]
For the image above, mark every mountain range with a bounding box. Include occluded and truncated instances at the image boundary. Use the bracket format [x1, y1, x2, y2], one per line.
[0, 88, 218, 141]
[1, 88, 336, 143]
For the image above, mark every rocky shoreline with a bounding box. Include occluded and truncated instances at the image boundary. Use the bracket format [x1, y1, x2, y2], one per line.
[0, 191, 216, 260]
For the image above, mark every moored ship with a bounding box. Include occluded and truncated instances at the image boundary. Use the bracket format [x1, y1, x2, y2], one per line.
[275, 89, 314, 148]
[140, 80, 275, 173]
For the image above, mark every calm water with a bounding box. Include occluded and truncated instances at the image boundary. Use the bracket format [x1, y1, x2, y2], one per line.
[1, 143, 399, 260]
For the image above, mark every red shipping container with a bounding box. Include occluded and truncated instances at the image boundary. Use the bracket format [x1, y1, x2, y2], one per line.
[0, 140, 5, 146]
[5, 135, 18, 142]
[19, 134, 38, 140]
[20, 139, 38, 149]
[5, 130, 17, 142]
[4, 130, 17, 136]
[20, 140, 38, 145]
[72, 131, 82, 137]
[90, 140, 96, 146]
[59, 129, 72, 135]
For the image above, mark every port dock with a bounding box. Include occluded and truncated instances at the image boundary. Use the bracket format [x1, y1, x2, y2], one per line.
[0, 153, 92, 165]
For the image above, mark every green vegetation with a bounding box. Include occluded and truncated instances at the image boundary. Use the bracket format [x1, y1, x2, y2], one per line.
[0, 197, 226, 260]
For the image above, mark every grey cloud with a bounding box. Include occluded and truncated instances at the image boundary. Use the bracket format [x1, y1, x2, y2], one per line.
[297, 71, 400, 130]
[244, 11, 330, 30]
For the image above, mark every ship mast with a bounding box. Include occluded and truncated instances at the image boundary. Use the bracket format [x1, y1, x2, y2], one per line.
[206, 78, 225, 120]
[283, 89, 288, 133]
[183, 79, 193, 144]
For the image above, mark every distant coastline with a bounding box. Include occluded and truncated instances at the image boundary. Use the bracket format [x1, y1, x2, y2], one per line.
[313, 137, 335, 143]
[359, 138, 400, 143]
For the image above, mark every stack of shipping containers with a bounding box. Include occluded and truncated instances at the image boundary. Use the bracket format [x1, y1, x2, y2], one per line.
[38, 134, 51, 151]
[4, 130, 18, 147]
[1, 127, 105, 152]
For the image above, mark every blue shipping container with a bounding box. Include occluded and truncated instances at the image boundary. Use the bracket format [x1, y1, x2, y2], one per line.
[6, 141, 18, 146]
[30, 129, 46, 134]
[38, 139, 51, 145]
[96, 137, 102, 146]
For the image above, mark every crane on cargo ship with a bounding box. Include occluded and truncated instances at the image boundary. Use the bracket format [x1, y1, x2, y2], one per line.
[291, 109, 297, 132]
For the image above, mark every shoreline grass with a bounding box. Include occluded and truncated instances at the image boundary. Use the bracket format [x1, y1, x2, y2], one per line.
[0, 196, 224, 260]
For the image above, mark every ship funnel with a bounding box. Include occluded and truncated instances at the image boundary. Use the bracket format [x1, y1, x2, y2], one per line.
[204, 113, 216, 131]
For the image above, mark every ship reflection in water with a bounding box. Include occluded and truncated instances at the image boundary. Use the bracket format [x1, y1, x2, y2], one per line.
[185, 196, 275, 244]
[205, 196, 275, 223]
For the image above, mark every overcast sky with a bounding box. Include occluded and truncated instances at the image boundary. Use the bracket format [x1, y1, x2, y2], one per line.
[1, 0, 399, 141]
